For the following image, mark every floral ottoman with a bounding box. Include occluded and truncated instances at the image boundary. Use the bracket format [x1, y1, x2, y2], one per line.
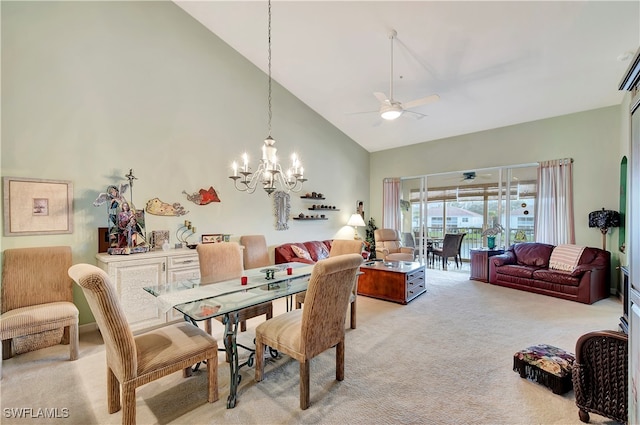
[513, 344, 575, 394]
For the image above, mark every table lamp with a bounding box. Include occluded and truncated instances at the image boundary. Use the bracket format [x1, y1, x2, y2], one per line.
[347, 213, 366, 240]
[588, 208, 620, 251]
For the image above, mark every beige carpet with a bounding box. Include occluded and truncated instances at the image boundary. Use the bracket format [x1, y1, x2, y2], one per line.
[0, 267, 624, 425]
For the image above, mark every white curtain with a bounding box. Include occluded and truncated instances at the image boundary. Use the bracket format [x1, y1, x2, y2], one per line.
[383, 178, 401, 229]
[535, 158, 575, 245]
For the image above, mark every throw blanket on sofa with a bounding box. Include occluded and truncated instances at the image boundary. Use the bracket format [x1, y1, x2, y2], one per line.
[549, 244, 585, 271]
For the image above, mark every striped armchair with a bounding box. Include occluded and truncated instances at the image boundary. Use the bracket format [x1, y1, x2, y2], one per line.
[1, 246, 79, 367]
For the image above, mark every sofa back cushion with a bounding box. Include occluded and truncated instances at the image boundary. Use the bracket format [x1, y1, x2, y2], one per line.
[513, 242, 555, 267]
[304, 241, 330, 262]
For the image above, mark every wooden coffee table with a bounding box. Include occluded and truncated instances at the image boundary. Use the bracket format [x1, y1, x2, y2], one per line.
[357, 260, 426, 304]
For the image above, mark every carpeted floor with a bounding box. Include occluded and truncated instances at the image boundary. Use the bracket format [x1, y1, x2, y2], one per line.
[0, 266, 624, 425]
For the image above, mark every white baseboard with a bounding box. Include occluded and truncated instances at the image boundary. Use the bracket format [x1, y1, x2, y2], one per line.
[79, 322, 98, 335]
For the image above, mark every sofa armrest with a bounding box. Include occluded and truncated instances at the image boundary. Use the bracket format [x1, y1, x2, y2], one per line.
[400, 247, 414, 255]
[490, 252, 516, 267]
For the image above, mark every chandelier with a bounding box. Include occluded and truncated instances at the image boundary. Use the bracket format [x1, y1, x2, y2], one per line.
[229, 0, 307, 195]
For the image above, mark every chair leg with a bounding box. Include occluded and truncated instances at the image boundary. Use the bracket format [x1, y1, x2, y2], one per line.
[578, 409, 590, 423]
[207, 354, 219, 403]
[205, 319, 212, 335]
[121, 382, 136, 425]
[295, 301, 302, 309]
[300, 359, 310, 410]
[254, 337, 265, 382]
[350, 300, 356, 329]
[240, 320, 247, 333]
[69, 323, 79, 361]
[107, 367, 121, 413]
[2, 339, 13, 360]
[336, 340, 345, 381]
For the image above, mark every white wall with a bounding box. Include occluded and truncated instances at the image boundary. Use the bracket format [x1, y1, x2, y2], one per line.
[1, 1, 369, 324]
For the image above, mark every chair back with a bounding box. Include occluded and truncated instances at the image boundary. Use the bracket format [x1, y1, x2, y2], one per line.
[240, 235, 270, 269]
[401, 233, 416, 248]
[329, 240, 363, 257]
[301, 254, 362, 358]
[374, 229, 402, 253]
[68, 263, 136, 381]
[440, 234, 460, 256]
[456, 233, 466, 255]
[573, 330, 628, 424]
[1, 246, 73, 313]
[197, 242, 243, 283]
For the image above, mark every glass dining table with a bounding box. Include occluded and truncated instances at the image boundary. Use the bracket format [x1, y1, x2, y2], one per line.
[143, 262, 315, 408]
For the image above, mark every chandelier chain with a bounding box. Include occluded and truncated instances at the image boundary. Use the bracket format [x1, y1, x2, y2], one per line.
[267, 0, 272, 138]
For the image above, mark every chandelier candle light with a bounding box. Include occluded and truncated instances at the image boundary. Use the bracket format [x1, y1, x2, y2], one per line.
[229, 0, 307, 195]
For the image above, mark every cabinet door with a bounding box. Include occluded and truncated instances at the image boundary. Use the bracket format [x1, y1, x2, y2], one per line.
[109, 257, 166, 332]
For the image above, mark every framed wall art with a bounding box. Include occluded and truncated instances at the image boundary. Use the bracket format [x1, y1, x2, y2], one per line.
[3, 177, 73, 236]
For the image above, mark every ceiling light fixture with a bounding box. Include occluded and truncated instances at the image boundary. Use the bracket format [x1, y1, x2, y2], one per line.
[380, 102, 403, 120]
[229, 0, 307, 195]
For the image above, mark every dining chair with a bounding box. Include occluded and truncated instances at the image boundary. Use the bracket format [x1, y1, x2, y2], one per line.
[68, 263, 218, 425]
[295, 239, 363, 329]
[1, 247, 79, 369]
[240, 235, 270, 269]
[255, 254, 363, 409]
[432, 233, 463, 270]
[197, 242, 273, 333]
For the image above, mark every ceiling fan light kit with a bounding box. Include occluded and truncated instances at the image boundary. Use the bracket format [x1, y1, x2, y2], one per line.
[380, 103, 403, 120]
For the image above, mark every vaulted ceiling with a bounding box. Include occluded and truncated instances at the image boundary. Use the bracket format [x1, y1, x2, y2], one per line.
[176, 1, 639, 153]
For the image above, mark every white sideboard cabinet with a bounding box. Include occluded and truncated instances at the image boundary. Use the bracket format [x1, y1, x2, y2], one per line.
[95, 249, 200, 333]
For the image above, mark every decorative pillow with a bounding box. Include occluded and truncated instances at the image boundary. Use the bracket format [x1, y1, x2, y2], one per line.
[291, 245, 312, 261]
[549, 244, 586, 272]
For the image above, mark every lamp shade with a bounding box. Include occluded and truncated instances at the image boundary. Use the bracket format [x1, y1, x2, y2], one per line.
[347, 213, 366, 227]
[588, 208, 620, 232]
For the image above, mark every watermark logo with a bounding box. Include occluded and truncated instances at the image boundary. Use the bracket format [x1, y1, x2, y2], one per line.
[3, 408, 69, 419]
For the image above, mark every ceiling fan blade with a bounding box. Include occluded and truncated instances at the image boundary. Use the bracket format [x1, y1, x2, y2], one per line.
[403, 110, 428, 119]
[403, 94, 440, 110]
[374, 92, 389, 104]
[346, 109, 379, 116]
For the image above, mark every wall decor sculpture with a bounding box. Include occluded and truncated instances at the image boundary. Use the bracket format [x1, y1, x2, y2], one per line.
[183, 186, 221, 205]
[273, 190, 290, 230]
[93, 170, 148, 253]
[145, 198, 188, 216]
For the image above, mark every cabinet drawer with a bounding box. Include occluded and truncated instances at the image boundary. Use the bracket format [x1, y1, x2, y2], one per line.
[168, 254, 199, 269]
[406, 268, 425, 284]
[406, 280, 426, 301]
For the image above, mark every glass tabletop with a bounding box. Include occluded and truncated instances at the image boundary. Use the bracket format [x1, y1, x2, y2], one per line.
[144, 262, 314, 321]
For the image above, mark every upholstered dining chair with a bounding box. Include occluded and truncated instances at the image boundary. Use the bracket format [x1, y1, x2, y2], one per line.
[1, 246, 79, 368]
[197, 242, 273, 333]
[255, 254, 363, 410]
[295, 239, 363, 329]
[374, 229, 414, 261]
[572, 330, 628, 424]
[240, 235, 270, 269]
[432, 233, 465, 270]
[68, 263, 218, 425]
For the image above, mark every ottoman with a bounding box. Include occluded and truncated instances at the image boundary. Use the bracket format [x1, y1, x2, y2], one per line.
[513, 344, 575, 394]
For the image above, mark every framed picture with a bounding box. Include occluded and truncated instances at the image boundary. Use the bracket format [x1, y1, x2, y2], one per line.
[3, 177, 73, 236]
[356, 200, 364, 219]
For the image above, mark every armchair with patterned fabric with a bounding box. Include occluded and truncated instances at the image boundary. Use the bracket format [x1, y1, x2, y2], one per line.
[374, 229, 414, 261]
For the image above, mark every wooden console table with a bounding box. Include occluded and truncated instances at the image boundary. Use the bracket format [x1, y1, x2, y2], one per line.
[470, 248, 504, 282]
[357, 261, 425, 304]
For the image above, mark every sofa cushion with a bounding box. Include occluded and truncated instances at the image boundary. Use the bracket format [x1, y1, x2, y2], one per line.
[549, 244, 586, 272]
[496, 264, 538, 279]
[513, 243, 554, 267]
[532, 269, 581, 286]
[303, 241, 329, 262]
[291, 245, 312, 261]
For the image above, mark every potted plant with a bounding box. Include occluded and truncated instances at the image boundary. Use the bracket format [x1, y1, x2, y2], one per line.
[482, 223, 504, 249]
[365, 218, 378, 259]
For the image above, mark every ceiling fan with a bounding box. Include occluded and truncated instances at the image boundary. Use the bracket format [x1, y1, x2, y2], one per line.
[375, 30, 440, 121]
[458, 171, 492, 182]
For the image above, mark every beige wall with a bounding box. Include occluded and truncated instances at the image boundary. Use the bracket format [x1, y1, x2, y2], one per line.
[1, 1, 369, 324]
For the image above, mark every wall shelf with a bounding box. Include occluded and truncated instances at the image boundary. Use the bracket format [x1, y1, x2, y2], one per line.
[301, 196, 325, 200]
[293, 217, 328, 221]
[308, 207, 338, 211]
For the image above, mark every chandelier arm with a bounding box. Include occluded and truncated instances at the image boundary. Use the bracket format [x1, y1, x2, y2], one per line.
[267, 0, 272, 138]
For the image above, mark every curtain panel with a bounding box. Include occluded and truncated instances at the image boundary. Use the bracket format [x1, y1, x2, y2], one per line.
[535, 158, 575, 245]
[383, 178, 401, 230]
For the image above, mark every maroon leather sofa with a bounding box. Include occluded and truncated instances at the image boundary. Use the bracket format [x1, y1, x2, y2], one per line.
[274, 240, 333, 265]
[488, 242, 610, 304]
